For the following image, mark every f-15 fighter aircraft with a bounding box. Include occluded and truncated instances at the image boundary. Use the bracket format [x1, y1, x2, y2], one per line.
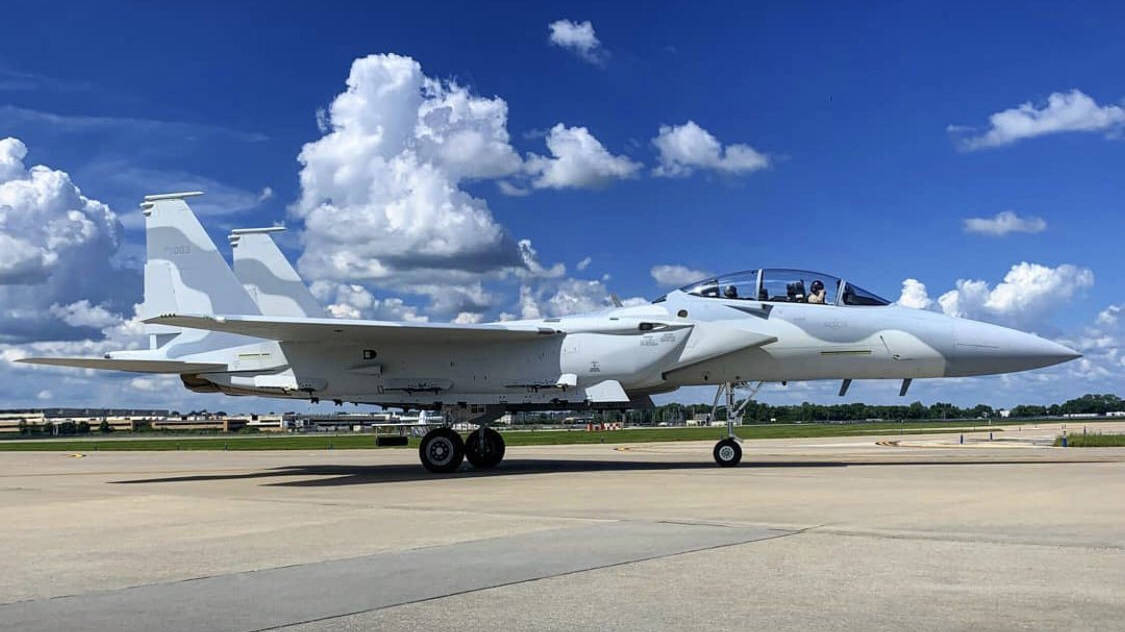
[20, 192, 1082, 472]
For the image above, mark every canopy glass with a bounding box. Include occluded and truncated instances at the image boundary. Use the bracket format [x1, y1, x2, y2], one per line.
[677, 269, 889, 306]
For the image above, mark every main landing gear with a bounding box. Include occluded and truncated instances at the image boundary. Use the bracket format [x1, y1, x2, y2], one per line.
[418, 404, 507, 473]
[418, 427, 464, 473]
[710, 381, 763, 468]
[418, 426, 507, 473]
[465, 427, 505, 469]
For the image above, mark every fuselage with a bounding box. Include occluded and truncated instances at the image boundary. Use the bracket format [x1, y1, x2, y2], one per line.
[188, 287, 1079, 408]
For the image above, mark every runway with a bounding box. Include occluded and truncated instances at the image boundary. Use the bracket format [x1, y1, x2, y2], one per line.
[2, 423, 1124, 631]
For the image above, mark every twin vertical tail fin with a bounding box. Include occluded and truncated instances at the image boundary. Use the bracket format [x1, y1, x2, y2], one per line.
[19, 191, 265, 371]
[139, 192, 262, 351]
[229, 227, 325, 318]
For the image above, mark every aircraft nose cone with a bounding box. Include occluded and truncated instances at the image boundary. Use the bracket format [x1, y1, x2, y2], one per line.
[946, 320, 1082, 377]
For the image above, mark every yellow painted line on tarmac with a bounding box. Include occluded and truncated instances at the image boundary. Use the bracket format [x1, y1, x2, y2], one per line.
[67, 453, 86, 458]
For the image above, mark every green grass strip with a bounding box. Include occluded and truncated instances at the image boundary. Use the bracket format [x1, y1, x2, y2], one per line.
[0, 422, 1001, 451]
[1055, 433, 1125, 447]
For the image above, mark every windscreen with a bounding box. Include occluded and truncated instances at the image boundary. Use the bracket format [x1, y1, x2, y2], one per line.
[841, 282, 890, 306]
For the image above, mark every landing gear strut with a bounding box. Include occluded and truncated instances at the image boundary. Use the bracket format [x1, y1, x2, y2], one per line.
[710, 381, 763, 467]
[419, 427, 464, 473]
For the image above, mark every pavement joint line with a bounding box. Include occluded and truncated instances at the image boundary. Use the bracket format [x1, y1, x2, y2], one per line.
[0, 467, 268, 479]
[244, 525, 802, 632]
[799, 526, 1125, 552]
[0, 522, 801, 630]
[0, 519, 671, 608]
[376, 503, 618, 523]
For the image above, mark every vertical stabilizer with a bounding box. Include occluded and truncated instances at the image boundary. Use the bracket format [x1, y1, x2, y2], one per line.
[229, 227, 325, 318]
[139, 192, 261, 352]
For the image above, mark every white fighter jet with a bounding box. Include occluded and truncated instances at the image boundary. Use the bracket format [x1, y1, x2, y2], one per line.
[21, 192, 1082, 472]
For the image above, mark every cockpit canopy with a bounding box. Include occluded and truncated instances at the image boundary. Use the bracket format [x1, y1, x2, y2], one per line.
[677, 268, 890, 306]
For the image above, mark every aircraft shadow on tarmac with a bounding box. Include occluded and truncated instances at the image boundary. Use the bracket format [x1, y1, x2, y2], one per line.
[109, 457, 1091, 487]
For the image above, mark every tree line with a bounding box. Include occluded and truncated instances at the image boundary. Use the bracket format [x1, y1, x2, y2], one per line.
[554, 393, 1125, 425]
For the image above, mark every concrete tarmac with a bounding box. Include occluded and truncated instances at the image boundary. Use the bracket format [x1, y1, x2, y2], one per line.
[1, 422, 1123, 631]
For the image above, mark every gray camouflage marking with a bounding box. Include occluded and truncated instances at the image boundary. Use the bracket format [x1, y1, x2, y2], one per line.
[234, 257, 324, 317]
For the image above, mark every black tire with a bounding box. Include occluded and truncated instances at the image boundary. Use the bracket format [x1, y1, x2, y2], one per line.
[713, 438, 742, 467]
[465, 427, 505, 469]
[419, 427, 465, 473]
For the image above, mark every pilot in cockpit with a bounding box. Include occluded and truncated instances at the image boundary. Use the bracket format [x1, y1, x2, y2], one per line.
[808, 279, 827, 304]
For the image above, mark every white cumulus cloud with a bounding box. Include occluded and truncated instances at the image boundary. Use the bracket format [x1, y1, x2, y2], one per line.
[452, 312, 483, 324]
[1055, 304, 1125, 383]
[517, 239, 566, 278]
[129, 375, 178, 392]
[496, 180, 529, 197]
[950, 90, 1125, 150]
[526, 124, 641, 189]
[308, 281, 428, 322]
[652, 121, 769, 177]
[292, 53, 637, 320]
[650, 264, 712, 287]
[963, 211, 1047, 236]
[1096, 305, 1121, 327]
[0, 137, 135, 342]
[936, 262, 1093, 328]
[896, 278, 934, 310]
[515, 278, 647, 320]
[293, 53, 559, 317]
[49, 300, 121, 329]
[547, 19, 606, 65]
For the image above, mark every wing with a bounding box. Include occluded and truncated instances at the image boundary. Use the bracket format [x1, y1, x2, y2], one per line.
[145, 314, 562, 344]
[16, 357, 227, 373]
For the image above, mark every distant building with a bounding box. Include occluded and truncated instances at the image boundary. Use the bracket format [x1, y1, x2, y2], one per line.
[0, 409, 164, 433]
[686, 413, 712, 426]
[0, 411, 45, 433]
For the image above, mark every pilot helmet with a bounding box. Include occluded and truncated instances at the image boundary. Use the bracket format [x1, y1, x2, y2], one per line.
[811, 279, 825, 292]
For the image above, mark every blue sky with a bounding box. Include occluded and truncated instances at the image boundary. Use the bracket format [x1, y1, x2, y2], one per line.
[1, 1, 1123, 411]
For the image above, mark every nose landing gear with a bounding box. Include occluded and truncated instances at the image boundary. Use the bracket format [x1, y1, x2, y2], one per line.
[710, 380, 762, 467]
[713, 438, 742, 467]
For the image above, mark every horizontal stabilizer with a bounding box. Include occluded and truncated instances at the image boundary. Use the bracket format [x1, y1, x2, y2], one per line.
[145, 314, 561, 344]
[16, 357, 226, 374]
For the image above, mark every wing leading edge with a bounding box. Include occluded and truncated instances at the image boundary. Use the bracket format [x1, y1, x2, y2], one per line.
[16, 357, 227, 373]
[145, 314, 562, 343]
